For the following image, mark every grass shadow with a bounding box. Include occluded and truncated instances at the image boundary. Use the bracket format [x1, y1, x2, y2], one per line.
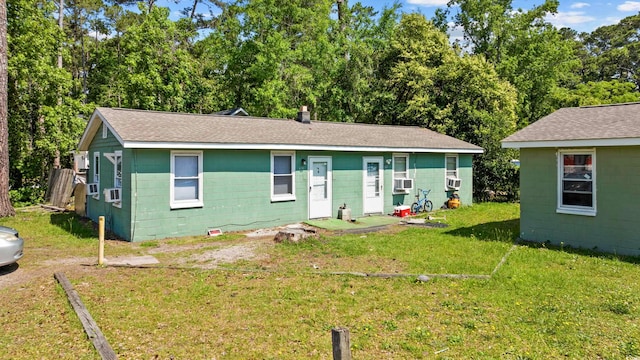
[516, 238, 640, 265]
[444, 219, 519, 244]
[49, 212, 98, 239]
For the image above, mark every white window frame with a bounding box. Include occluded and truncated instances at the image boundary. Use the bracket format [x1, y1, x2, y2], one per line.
[392, 153, 411, 194]
[92, 152, 100, 200]
[170, 151, 204, 209]
[112, 150, 123, 208]
[445, 154, 459, 189]
[102, 124, 108, 139]
[113, 150, 122, 188]
[557, 149, 596, 216]
[271, 151, 296, 202]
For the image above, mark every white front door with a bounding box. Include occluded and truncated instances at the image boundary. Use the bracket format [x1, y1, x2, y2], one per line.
[309, 157, 332, 219]
[363, 157, 384, 214]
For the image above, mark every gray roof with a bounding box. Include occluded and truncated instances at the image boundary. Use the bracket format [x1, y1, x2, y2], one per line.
[502, 102, 640, 148]
[78, 107, 483, 153]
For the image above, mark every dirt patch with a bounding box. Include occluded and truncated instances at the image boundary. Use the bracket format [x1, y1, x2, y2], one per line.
[0, 234, 277, 290]
[181, 242, 268, 269]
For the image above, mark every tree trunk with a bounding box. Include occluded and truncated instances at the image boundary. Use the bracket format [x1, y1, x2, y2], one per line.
[0, 0, 15, 216]
[53, 0, 64, 169]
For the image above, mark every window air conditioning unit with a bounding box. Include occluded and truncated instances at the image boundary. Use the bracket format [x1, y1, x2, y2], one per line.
[86, 183, 99, 195]
[446, 177, 462, 190]
[394, 178, 414, 191]
[104, 188, 121, 203]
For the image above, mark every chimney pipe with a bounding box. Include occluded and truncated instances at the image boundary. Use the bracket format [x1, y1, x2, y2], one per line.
[297, 106, 311, 124]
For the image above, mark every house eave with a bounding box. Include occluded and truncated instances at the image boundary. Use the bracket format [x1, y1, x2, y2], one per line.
[502, 138, 640, 149]
[77, 109, 125, 151]
[123, 141, 484, 154]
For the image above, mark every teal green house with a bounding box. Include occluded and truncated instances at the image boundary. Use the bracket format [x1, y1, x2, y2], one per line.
[502, 102, 640, 256]
[78, 107, 482, 242]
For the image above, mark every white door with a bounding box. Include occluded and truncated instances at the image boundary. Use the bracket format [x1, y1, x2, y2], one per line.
[363, 157, 384, 214]
[309, 157, 332, 219]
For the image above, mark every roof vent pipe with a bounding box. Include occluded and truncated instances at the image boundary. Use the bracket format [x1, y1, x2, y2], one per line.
[297, 106, 311, 124]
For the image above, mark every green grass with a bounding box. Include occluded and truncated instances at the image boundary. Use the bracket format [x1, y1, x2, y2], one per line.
[1, 203, 640, 359]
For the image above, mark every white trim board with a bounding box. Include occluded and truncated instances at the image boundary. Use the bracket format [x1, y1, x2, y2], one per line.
[502, 138, 640, 149]
[122, 141, 483, 154]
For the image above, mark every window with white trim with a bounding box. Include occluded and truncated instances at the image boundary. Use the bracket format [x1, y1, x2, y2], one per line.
[171, 151, 203, 209]
[114, 150, 122, 188]
[271, 151, 295, 201]
[92, 152, 100, 199]
[557, 149, 596, 216]
[393, 154, 411, 193]
[102, 124, 107, 138]
[445, 154, 459, 189]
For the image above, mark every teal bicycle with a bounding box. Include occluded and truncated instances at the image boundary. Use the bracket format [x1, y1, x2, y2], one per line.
[411, 189, 433, 213]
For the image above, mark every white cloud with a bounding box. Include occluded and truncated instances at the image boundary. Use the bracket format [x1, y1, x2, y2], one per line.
[87, 30, 109, 40]
[617, 1, 640, 11]
[447, 21, 465, 43]
[407, 0, 450, 6]
[545, 11, 596, 28]
[570, 2, 590, 8]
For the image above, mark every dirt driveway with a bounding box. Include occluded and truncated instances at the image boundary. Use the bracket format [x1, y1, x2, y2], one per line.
[0, 232, 278, 290]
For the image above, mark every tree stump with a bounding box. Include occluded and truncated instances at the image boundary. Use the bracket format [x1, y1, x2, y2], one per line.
[273, 228, 317, 244]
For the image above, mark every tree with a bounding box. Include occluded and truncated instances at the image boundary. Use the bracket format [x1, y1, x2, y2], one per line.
[88, 5, 204, 111]
[579, 13, 640, 88]
[321, 2, 399, 123]
[374, 14, 519, 198]
[0, 0, 14, 216]
[222, 0, 337, 118]
[448, 0, 579, 125]
[7, 0, 87, 204]
[552, 80, 640, 107]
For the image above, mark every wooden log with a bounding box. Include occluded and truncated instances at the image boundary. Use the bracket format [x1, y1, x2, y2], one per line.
[54, 272, 117, 360]
[332, 327, 351, 360]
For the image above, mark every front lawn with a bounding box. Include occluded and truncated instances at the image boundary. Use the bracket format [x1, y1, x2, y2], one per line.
[1, 203, 639, 359]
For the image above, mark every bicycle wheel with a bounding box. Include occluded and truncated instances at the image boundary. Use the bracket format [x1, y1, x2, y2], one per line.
[424, 200, 433, 212]
[411, 202, 421, 214]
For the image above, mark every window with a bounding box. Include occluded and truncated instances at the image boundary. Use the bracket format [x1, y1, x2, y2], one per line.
[114, 151, 122, 188]
[171, 151, 203, 209]
[557, 149, 596, 216]
[271, 151, 295, 201]
[445, 154, 459, 189]
[92, 152, 100, 199]
[393, 154, 412, 193]
[393, 154, 409, 179]
[102, 124, 107, 138]
[446, 155, 458, 178]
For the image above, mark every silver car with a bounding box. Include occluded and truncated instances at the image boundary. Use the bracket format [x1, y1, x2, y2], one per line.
[0, 226, 24, 267]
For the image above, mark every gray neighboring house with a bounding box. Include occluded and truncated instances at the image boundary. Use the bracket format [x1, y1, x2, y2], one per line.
[502, 102, 640, 256]
[78, 107, 482, 241]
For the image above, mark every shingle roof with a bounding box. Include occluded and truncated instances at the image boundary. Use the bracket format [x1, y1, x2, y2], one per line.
[502, 102, 640, 148]
[78, 107, 483, 153]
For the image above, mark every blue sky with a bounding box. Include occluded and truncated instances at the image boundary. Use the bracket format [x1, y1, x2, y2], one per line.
[155, 0, 640, 35]
[362, 0, 640, 33]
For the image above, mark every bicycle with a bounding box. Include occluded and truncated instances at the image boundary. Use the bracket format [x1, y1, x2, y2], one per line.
[411, 188, 433, 213]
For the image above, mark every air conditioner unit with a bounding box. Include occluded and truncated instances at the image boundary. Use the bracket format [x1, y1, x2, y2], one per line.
[104, 188, 121, 203]
[86, 183, 99, 195]
[446, 177, 462, 190]
[394, 178, 414, 191]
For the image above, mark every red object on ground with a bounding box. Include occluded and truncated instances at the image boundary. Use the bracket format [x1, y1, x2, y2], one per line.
[393, 205, 411, 217]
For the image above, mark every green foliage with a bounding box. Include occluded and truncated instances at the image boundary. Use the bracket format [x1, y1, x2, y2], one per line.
[552, 80, 640, 108]
[5, 0, 640, 206]
[7, 0, 90, 204]
[579, 13, 640, 88]
[374, 14, 519, 198]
